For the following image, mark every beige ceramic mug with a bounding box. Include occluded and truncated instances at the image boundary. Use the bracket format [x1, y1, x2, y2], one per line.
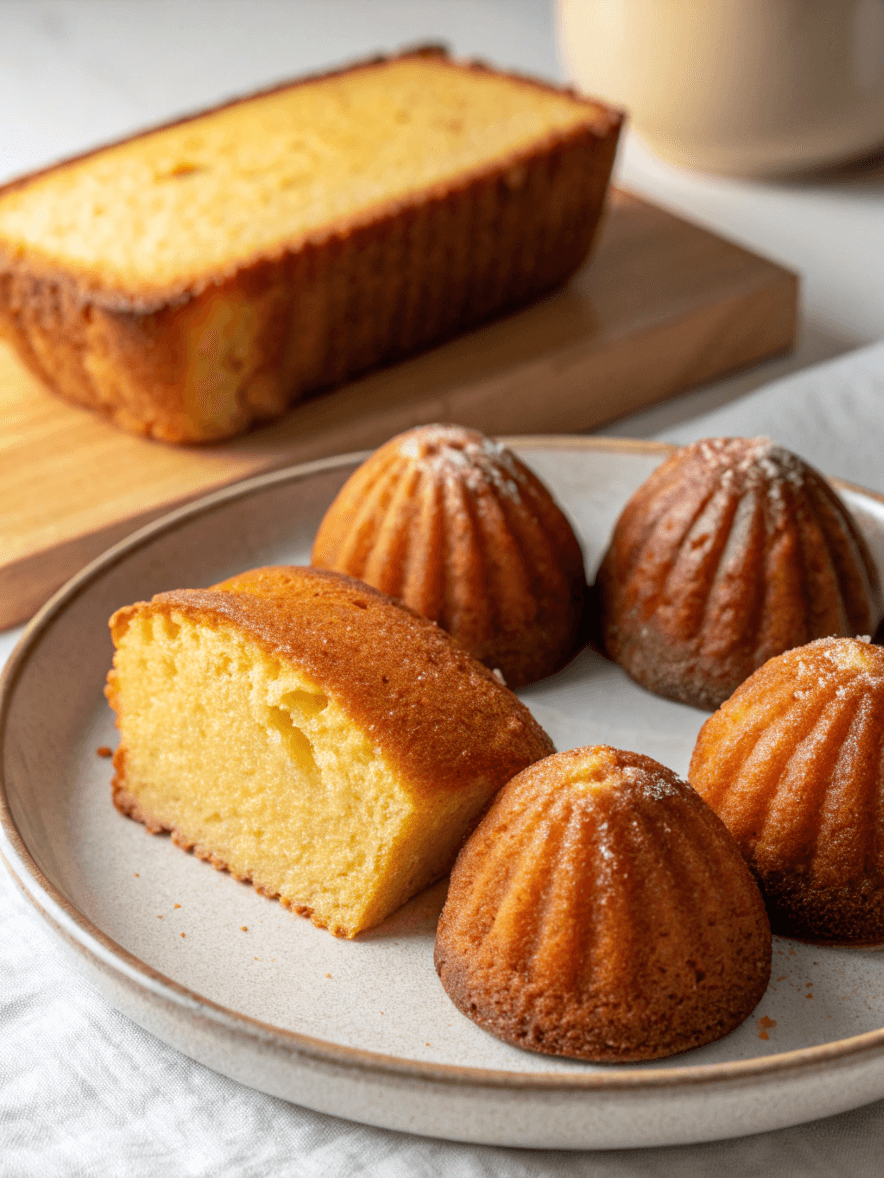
[557, 0, 884, 175]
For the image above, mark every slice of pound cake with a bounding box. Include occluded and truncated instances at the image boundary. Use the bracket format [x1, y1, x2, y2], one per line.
[105, 566, 553, 937]
[0, 47, 622, 442]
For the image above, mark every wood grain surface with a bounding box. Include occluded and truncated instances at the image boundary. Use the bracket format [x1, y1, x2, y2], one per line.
[0, 190, 798, 628]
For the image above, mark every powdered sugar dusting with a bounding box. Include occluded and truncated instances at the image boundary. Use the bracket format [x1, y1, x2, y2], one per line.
[632, 762, 685, 803]
[395, 423, 528, 503]
[568, 746, 686, 803]
[777, 637, 884, 699]
[691, 437, 809, 504]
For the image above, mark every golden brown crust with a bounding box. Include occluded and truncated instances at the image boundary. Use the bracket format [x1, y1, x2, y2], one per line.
[690, 637, 884, 945]
[109, 565, 554, 802]
[311, 425, 587, 686]
[597, 438, 881, 711]
[0, 49, 622, 442]
[435, 746, 771, 1062]
[0, 46, 620, 309]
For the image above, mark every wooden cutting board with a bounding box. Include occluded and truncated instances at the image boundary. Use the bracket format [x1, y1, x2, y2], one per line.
[0, 189, 797, 628]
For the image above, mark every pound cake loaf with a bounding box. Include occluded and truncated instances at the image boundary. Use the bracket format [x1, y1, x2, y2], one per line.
[105, 565, 553, 937]
[598, 437, 880, 710]
[691, 637, 884, 944]
[0, 48, 622, 443]
[312, 424, 587, 686]
[435, 746, 771, 1061]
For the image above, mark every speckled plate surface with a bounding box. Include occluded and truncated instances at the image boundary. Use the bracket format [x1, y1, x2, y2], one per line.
[3, 437, 884, 1150]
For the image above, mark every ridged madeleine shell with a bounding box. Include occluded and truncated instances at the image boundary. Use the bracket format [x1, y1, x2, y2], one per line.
[435, 746, 771, 1062]
[312, 424, 586, 686]
[691, 637, 884, 944]
[597, 437, 880, 710]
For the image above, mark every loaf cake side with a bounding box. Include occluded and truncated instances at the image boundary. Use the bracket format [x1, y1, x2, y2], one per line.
[0, 49, 622, 442]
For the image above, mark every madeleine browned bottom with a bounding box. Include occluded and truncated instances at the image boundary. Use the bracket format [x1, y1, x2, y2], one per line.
[597, 438, 880, 710]
[691, 637, 884, 945]
[435, 746, 771, 1062]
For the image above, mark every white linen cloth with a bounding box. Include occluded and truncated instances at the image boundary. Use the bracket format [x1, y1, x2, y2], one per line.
[651, 343, 884, 496]
[4, 341, 884, 1176]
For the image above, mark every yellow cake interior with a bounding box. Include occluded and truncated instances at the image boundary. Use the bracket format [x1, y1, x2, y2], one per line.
[109, 605, 479, 937]
[0, 57, 603, 291]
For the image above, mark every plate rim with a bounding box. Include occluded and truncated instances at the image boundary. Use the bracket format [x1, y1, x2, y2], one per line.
[3, 433, 884, 1095]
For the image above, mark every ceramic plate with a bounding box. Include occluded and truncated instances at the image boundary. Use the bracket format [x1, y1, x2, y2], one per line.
[3, 437, 884, 1150]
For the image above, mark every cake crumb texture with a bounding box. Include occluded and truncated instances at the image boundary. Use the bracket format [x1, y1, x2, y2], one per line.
[106, 565, 553, 937]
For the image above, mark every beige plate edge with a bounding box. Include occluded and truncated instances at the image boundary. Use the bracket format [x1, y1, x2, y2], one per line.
[3, 434, 884, 1096]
